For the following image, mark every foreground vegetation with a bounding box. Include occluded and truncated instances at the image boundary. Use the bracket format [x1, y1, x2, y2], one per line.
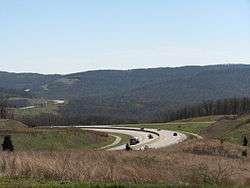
[0, 139, 248, 187]
[0, 177, 248, 188]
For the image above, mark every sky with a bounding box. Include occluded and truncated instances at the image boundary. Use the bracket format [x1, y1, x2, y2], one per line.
[0, 0, 249, 74]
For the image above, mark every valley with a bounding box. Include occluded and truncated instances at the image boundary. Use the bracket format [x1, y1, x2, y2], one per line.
[2, 64, 250, 123]
[0, 65, 250, 187]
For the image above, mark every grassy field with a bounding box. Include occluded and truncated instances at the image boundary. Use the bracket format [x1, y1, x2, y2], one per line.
[174, 115, 224, 123]
[0, 119, 115, 151]
[122, 122, 212, 135]
[9, 129, 115, 151]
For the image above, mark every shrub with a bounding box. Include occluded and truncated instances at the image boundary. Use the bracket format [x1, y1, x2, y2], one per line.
[2, 135, 14, 152]
[182, 161, 237, 185]
[243, 136, 248, 146]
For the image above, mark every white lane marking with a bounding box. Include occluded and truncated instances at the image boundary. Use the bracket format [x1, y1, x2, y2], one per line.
[100, 134, 122, 149]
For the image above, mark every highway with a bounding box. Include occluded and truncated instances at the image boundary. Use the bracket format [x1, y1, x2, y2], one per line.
[79, 126, 187, 150]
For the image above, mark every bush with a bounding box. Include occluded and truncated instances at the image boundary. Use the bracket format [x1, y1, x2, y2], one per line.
[2, 135, 14, 152]
[243, 136, 248, 146]
[182, 161, 237, 185]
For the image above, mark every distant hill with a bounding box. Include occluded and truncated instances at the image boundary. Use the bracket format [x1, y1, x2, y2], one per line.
[0, 71, 60, 91]
[2, 64, 250, 122]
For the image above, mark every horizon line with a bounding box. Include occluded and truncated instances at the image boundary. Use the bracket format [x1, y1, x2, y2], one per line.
[0, 63, 249, 75]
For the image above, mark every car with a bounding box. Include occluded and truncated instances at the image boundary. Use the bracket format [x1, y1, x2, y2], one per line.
[173, 132, 178, 136]
[148, 134, 153, 139]
[130, 137, 140, 145]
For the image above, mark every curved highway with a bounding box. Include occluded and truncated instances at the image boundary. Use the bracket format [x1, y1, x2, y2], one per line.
[79, 126, 187, 150]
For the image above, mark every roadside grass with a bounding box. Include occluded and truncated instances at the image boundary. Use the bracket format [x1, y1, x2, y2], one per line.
[114, 115, 224, 135]
[173, 115, 224, 123]
[0, 177, 247, 188]
[114, 132, 132, 146]
[0, 119, 115, 151]
[122, 122, 212, 134]
[7, 129, 115, 151]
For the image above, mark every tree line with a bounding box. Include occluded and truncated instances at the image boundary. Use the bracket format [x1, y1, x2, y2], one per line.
[163, 97, 250, 122]
[18, 97, 250, 127]
[3, 96, 250, 126]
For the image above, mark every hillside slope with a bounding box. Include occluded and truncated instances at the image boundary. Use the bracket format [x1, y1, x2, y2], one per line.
[201, 114, 250, 144]
[50, 64, 250, 121]
[2, 64, 250, 121]
[40, 64, 250, 102]
[0, 71, 60, 91]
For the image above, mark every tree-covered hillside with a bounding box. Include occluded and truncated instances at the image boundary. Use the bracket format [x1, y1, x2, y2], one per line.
[0, 71, 60, 91]
[2, 64, 250, 122]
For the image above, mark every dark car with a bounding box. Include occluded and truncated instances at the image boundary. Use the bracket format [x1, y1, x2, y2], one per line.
[173, 132, 178, 136]
[148, 134, 153, 139]
[130, 137, 140, 145]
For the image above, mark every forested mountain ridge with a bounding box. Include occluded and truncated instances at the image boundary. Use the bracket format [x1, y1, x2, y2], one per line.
[59, 64, 250, 122]
[36, 64, 250, 101]
[1, 64, 250, 122]
[0, 71, 60, 91]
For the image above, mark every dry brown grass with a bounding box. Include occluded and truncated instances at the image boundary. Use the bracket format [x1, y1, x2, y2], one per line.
[0, 139, 249, 186]
[180, 139, 244, 158]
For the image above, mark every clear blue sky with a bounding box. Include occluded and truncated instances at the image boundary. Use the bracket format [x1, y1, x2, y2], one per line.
[0, 0, 249, 74]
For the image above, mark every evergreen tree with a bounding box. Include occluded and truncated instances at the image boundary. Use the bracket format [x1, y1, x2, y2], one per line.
[243, 136, 248, 147]
[2, 135, 14, 152]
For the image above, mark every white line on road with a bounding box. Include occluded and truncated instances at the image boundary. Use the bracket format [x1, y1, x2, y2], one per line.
[100, 134, 122, 149]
